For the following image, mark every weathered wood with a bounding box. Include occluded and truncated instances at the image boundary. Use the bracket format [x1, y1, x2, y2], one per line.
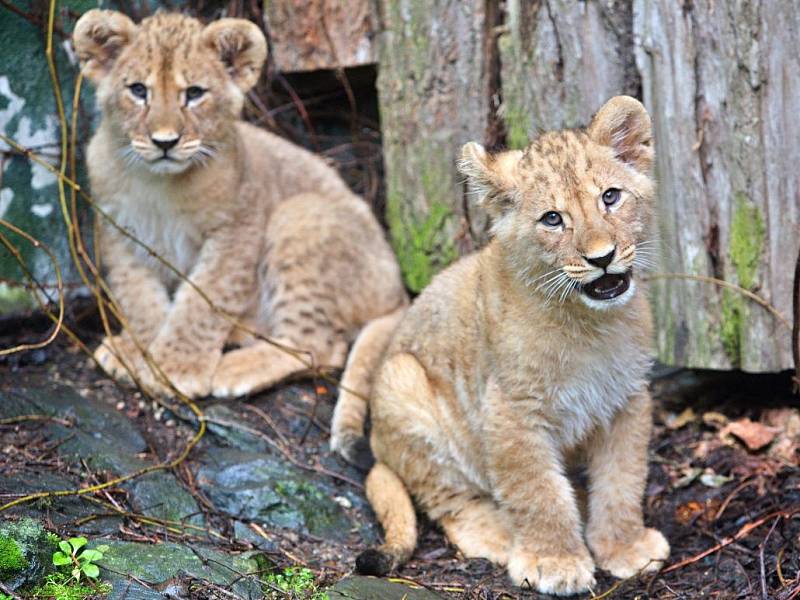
[264, 0, 378, 72]
[376, 0, 498, 292]
[499, 0, 638, 148]
[635, 0, 800, 371]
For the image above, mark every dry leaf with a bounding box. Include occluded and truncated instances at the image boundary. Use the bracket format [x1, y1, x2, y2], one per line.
[675, 501, 704, 524]
[702, 411, 729, 428]
[762, 408, 800, 438]
[664, 407, 696, 430]
[721, 418, 780, 451]
[699, 470, 734, 488]
[674, 467, 702, 488]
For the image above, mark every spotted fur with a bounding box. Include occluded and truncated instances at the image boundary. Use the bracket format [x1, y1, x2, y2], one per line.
[357, 97, 669, 595]
[74, 10, 406, 398]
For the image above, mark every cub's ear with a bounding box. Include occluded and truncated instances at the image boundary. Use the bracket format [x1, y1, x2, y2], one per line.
[588, 95, 653, 173]
[458, 142, 523, 217]
[73, 10, 137, 83]
[203, 19, 267, 92]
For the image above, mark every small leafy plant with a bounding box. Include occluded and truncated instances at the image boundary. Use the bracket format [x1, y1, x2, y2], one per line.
[52, 537, 108, 582]
[264, 567, 328, 600]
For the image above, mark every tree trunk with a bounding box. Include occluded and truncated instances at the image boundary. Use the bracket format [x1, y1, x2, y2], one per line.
[635, 0, 800, 371]
[375, 0, 500, 292]
[499, 0, 638, 148]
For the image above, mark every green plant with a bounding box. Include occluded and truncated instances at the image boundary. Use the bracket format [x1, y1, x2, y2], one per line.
[51, 537, 108, 583]
[264, 567, 328, 600]
[28, 572, 111, 600]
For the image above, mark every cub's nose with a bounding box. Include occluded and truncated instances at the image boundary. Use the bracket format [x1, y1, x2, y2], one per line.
[151, 134, 180, 151]
[584, 248, 616, 269]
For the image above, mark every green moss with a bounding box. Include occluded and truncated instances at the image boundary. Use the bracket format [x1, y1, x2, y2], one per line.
[28, 572, 110, 599]
[721, 289, 744, 367]
[0, 283, 35, 316]
[273, 479, 342, 538]
[504, 103, 530, 151]
[729, 193, 765, 289]
[719, 194, 765, 366]
[387, 198, 456, 293]
[0, 535, 27, 580]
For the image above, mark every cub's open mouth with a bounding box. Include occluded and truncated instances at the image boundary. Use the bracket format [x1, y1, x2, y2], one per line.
[581, 271, 631, 300]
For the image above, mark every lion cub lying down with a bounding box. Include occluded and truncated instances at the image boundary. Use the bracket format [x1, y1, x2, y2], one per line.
[73, 10, 405, 398]
[337, 96, 669, 595]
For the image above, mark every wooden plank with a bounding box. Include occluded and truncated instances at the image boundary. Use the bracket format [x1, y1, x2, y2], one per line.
[264, 0, 377, 72]
[635, 0, 800, 371]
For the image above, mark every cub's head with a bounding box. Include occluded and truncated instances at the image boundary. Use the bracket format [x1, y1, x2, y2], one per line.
[73, 10, 266, 174]
[459, 96, 656, 311]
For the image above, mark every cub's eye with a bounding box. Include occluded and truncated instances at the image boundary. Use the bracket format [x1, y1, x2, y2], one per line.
[602, 188, 622, 207]
[128, 83, 147, 99]
[185, 86, 206, 102]
[540, 211, 563, 227]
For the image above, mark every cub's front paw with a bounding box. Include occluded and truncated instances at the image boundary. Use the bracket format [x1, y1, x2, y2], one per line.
[139, 352, 219, 399]
[210, 350, 263, 398]
[591, 527, 670, 579]
[507, 551, 595, 596]
[94, 336, 142, 382]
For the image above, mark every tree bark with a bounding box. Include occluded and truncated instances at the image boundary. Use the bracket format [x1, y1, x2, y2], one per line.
[635, 0, 800, 371]
[263, 0, 378, 72]
[376, 0, 500, 292]
[499, 0, 638, 148]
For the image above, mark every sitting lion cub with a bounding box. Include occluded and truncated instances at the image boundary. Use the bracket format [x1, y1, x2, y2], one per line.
[73, 10, 405, 398]
[338, 96, 669, 595]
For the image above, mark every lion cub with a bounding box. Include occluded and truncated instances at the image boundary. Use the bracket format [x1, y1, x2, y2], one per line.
[341, 97, 669, 595]
[73, 11, 405, 398]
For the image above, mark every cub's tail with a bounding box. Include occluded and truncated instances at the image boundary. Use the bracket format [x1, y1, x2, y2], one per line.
[330, 306, 405, 470]
[356, 462, 417, 576]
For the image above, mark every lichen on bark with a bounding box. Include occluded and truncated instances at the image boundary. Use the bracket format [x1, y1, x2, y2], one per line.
[386, 196, 456, 293]
[719, 194, 766, 366]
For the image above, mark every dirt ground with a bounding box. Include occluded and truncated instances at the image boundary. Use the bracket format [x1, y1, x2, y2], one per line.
[1, 306, 799, 599]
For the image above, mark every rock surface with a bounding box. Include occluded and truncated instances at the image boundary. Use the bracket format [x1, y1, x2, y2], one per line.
[329, 576, 445, 599]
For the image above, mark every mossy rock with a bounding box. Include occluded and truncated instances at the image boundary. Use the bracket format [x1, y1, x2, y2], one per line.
[197, 447, 352, 540]
[0, 518, 57, 590]
[95, 541, 262, 598]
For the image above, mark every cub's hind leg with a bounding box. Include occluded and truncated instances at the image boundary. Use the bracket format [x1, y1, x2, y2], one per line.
[366, 353, 513, 570]
[211, 194, 362, 398]
[210, 294, 348, 398]
[440, 497, 513, 566]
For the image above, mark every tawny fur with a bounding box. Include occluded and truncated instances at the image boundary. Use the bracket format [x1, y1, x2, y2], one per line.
[358, 97, 670, 596]
[330, 305, 406, 466]
[74, 10, 406, 398]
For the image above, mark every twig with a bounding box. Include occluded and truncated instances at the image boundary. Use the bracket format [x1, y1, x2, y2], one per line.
[0, 581, 24, 600]
[792, 244, 800, 393]
[644, 272, 791, 330]
[663, 507, 800, 574]
[714, 477, 755, 521]
[0, 414, 72, 427]
[0, 221, 64, 356]
[760, 516, 781, 600]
